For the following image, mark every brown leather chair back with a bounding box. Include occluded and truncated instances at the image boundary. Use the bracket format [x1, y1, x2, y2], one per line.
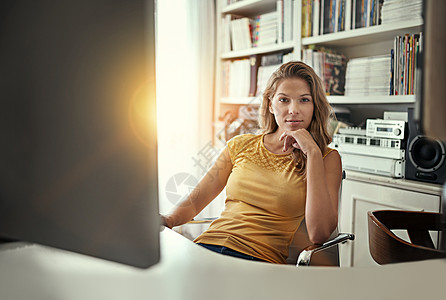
[368, 210, 446, 264]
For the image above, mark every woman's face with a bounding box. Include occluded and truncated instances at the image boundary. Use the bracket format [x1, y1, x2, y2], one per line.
[269, 77, 314, 133]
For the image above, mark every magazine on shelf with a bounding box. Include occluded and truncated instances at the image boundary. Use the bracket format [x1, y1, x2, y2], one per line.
[391, 33, 422, 95]
[323, 52, 347, 95]
[303, 47, 347, 95]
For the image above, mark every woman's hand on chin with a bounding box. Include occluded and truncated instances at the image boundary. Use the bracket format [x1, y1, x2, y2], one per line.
[279, 129, 320, 156]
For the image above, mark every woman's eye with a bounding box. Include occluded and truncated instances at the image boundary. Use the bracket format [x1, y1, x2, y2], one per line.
[301, 98, 311, 102]
[279, 98, 288, 102]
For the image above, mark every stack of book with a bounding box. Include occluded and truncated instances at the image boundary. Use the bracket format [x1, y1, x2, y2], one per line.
[303, 47, 347, 95]
[230, 17, 253, 51]
[221, 58, 251, 98]
[381, 0, 422, 24]
[391, 33, 422, 96]
[252, 11, 277, 47]
[345, 55, 391, 96]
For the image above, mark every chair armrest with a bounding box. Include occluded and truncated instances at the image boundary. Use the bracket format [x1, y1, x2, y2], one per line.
[187, 217, 218, 224]
[297, 233, 355, 267]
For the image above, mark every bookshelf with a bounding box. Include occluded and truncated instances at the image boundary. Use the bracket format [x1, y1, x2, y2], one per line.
[214, 0, 423, 140]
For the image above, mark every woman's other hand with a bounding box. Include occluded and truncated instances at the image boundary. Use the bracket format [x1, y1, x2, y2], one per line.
[160, 214, 174, 229]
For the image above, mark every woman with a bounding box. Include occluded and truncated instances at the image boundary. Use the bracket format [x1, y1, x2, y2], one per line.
[161, 61, 342, 264]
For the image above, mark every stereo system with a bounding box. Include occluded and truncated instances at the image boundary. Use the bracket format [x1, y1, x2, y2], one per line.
[333, 123, 406, 178]
[333, 109, 446, 184]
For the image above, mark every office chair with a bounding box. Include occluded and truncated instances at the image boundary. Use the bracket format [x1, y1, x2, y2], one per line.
[368, 210, 446, 265]
[185, 217, 354, 267]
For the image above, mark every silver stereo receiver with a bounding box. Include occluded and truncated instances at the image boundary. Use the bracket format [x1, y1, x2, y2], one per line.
[366, 119, 406, 139]
[333, 134, 403, 149]
[332, 134, 405, 160]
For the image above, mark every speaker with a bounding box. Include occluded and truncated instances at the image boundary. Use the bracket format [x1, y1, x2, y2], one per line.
[406, 108, 446, 184]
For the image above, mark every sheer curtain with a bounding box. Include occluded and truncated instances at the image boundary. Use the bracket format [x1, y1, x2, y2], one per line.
[156, 0, 222, 220]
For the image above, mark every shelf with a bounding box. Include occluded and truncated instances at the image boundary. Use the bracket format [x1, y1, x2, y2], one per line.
[221, 41, 294, 59]
[220, 96, 261, 105]
[302, 19, 423, 47]
[221, 0, 276, 17]
[328, 95, 416, 105]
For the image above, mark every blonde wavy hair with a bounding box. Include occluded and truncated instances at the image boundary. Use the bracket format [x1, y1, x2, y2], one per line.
[258, 61, 335, 176]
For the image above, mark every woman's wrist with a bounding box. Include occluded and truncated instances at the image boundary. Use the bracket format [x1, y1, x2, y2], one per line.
[305, 146, 322, 158]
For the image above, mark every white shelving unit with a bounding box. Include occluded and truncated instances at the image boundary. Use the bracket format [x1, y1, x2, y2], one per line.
[214, 0, 423, 128]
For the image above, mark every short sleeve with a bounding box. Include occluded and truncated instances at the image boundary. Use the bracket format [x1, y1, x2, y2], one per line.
[226, 134, 257, 164]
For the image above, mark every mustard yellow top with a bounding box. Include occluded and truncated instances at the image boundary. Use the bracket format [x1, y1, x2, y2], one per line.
[194, 134, 334, 264]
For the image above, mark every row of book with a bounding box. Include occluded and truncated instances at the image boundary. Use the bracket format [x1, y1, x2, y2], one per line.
[353, 0, 384, 29]
[220, 52, 294, 98]
[391, 32, 422, 96]
[302, 0, 356, 37]
[302, 47, 347, 95]
[302, 0, 423, 37]
[221, 0, 295, 53]
[302, 0, 351, 37]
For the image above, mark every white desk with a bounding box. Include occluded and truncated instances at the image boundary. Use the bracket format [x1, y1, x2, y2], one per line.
[0, 227, 445, 300]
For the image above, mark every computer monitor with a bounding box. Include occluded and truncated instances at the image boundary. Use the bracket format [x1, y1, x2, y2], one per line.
[415, 0, 446, 251]
[0, 0, 160, 268]
[416, 0, 446, 141]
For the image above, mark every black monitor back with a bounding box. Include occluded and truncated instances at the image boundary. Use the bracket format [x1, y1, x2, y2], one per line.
[0, 0, 160, 268]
